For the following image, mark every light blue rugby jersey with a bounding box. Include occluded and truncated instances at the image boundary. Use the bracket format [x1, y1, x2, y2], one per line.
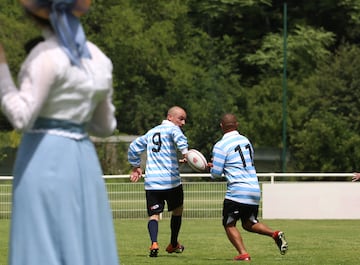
[128, 120, 188, 190]
[210, 131, 260, 205]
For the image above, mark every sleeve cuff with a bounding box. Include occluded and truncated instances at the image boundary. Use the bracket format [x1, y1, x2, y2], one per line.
[181, 148, 189, 155]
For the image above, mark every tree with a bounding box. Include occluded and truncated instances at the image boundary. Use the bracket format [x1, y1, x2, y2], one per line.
[288, 44, 360, 172]
[2, 1, 360, 173]
[244, 25, 335, 79]
[0, 4, 39, 130]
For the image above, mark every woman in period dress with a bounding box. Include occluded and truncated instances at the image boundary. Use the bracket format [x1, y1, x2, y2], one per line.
[0, 0, 120, 264]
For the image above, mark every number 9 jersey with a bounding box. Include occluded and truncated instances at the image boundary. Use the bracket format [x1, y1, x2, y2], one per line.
[128, 120, 188, 190]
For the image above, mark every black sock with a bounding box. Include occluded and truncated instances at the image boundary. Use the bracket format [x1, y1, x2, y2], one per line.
[148, 219, 158, 243]
[170, 215, 182, 247]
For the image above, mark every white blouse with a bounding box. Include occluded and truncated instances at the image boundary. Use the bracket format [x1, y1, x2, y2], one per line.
[0, 30, 117, 137]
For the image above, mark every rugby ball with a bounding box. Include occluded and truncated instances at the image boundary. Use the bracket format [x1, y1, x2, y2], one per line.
[187, 149, 208, 172]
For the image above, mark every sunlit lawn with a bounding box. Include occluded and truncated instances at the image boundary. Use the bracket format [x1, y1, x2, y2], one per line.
[1, 219, 360, 265]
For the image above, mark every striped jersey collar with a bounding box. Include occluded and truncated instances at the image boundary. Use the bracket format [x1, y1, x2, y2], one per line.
[161, 120, 176, 126]
[222, 130, 239, 139]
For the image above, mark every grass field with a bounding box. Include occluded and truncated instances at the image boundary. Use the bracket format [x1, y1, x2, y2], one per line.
[1, 219, 360, 265]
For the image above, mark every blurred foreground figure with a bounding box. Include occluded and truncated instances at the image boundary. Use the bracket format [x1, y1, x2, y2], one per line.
[0, 0, 120, 264]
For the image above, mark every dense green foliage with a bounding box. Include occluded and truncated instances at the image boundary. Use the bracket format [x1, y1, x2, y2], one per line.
[1, 0, 360, 172]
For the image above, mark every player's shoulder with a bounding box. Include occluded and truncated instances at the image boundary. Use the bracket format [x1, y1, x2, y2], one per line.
[145, 124, 164, 138]
[216, 134, 244, 149]
[158, 121, 180, 132]
[228, 131, 250, 143]
[148, 123, 163, 132]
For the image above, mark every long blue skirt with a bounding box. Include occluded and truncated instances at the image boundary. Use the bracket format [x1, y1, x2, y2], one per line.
[9, 132, 120, 265]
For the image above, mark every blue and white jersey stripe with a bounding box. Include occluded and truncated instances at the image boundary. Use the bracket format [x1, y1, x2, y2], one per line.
[128, 120, 188, 190]
[210, 131, 260, 205]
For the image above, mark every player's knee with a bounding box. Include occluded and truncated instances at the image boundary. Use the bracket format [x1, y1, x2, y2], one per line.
[172, 205, 183, 216]
[242, 223, 252, 231]
[242, 218, 258, 231]
[223, 216, 236, 227]
[150, 214, 160, 221]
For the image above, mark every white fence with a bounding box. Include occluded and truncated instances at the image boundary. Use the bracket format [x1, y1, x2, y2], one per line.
[0, 173, 355, 220]
[263, 182, 360, 219]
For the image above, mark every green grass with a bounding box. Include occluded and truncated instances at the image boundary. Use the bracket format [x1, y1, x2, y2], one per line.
[0, 220, 9, 265]
[1, 219, 360, 265]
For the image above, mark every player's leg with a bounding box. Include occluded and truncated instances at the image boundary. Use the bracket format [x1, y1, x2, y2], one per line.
[148, 214, 160, 255]
[242, 219, 273, 236]
[223, 199, 251, 261]
[241, 206, 288, 255]
[170, 205, 183, 247]
[146, 190, 165, 257]
[224, 223, 248, 256]
[166, 185, 185, 253]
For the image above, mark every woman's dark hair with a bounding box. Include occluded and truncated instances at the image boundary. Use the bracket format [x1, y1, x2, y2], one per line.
[23, 9, 50, 54]
[24, 9, 52, 28]
[24, 36, 45, 54]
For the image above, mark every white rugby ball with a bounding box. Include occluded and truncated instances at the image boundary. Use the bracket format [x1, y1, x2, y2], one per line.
[187, 149, 208, 172]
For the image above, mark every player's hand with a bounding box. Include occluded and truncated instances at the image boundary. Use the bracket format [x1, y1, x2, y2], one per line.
[179, 154, 187, 164]
[130, 167, 142, 182]
[206, 162, 213, 172]
[352, 172, 360, 182]
[207, 157, 214, 170]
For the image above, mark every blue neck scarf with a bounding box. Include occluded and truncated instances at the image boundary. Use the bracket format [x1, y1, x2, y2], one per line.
[47, 0, 91, 67]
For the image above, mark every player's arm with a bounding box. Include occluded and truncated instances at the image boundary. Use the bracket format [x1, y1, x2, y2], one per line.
[128, 136, 146, 182]
[178, 149, 189, 163]
[173, 126, 188, 163]
[128, 135, 146, 163]
[210, 146, 225, 178]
